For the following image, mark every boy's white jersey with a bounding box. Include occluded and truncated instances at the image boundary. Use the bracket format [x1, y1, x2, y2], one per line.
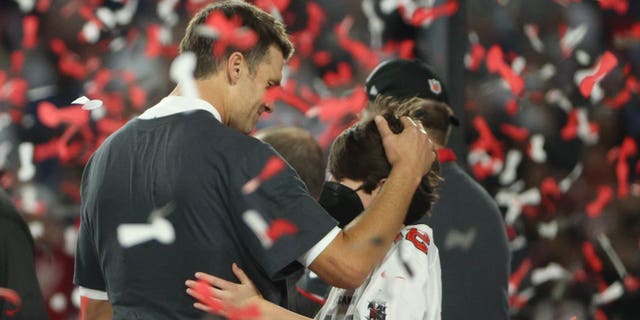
[315, 224, 441, 320]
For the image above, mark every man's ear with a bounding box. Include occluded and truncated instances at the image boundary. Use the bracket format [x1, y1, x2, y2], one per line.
[226, 52, 244, 84]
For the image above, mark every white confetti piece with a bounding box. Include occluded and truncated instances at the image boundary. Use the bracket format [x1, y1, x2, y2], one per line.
[117, 203, 175, 248]
[170, 52, 199, 99]
[242, 209, 273, 248]
[500, 149, 522, 185]
[531, 263, 569, 285]
[537, 220, 558, 239]
[49, 292, 67, 313]
[72, 96, 104, 111]
[560, 24, 588, 55]
[81, 21, 101, 44]
[29, 221, 44, 239]
[592, 281, 624, 306]
[17, 142, 36, 182]
[529, 134, 547, 163]
[524, 24, 544, 52]
[96, 7, 117, 29]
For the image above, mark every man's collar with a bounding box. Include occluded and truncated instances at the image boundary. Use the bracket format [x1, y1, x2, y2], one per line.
[138, 95, 222, 122]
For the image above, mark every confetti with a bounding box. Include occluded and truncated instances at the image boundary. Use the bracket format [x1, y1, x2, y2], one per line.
[37, 101, 90, 128]
[509, 258, 532, 295]
[22, 15, 39, 49]
[17, 142, 36, 182]
[500, 123, 530, 142]
[197, 12, 259, 58]
[560, 24, 587, 57]
[170, 52, 199, 99]
[586, 186, 614, 217]
[523, 24, 544, 52]
[597, 0, 629, 15]
[464, 32, 485, 71]
[71, 96, 104, 110]
[582, 242, 603, 273]
[530, 263, 569, 285]
[242, 210, 297, 248]
[486, 45, 525, 96]
[399, 0, 459, 27]
[577, 51, 618, 98]
[335, 16, 379, 71]
[499, 149, 522, 186]
[117, 203, 176, 248]
[242, 156, 286, 194]
[528, 134, 547, 163]
[0, 288, 22, 316]
[592, 281, 623, 306]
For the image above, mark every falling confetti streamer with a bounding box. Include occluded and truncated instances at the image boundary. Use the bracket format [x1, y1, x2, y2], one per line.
[242, 156, 286, 194]
[0, 288, 22, 316]
[577, 51, 618, 98]
[17, 142, 36, 182]
[586, 186, 613, 217]
[486, 45, 525, 96]
[117, 203, 176, 248]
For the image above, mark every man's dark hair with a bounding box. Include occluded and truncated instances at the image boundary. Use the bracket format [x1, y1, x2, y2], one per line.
[328, 113, 442, 225]
[179, 0, 294, 78]
[255, 127, 325, 199]
[365, 96, 455, 146]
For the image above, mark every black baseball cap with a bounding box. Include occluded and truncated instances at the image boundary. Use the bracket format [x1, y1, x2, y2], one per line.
[365, 59, 460, 126]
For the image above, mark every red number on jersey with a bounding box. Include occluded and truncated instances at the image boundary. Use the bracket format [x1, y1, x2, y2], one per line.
[405, 228, 430, 255]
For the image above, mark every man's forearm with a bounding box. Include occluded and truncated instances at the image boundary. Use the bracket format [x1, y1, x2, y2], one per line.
[309, 166, 421, 288]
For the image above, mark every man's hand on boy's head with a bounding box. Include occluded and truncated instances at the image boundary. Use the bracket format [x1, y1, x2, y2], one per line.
[375, 115, 436, 180]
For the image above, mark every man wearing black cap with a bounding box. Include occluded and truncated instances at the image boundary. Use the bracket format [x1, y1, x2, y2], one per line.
[365, 59, 510, 320]
[293, 59, 510, 319]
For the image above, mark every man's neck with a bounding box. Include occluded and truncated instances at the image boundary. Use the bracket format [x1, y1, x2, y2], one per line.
[170, 76, 229, 124]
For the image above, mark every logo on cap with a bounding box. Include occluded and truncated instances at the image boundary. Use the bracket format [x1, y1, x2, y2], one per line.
[428, 79, 442, 95]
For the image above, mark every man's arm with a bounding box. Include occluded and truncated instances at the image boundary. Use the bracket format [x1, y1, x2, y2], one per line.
[309, 117, 436, 288]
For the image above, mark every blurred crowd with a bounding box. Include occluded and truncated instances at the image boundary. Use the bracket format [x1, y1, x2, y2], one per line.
[0, 0, 638, 319]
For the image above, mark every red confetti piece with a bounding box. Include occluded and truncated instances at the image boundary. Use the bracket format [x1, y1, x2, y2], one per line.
[3, 78, 29, 106]
[289, 2, 326, 58]
[382, 40, 417, 59]
[335, 16, 380, 71]
[598, 0, 629, 15]
[322, 62, 353, 88]
[437, 148, 457, 163]
[306, 89, 367, 121]
[254, 0, 291, 12]
[505, 97, 519, 116]
[624, 274, 639, 292]
[200, 12, 259, 58]
[607, 137, 637, 198]
[465, 40, 485, 72]
[242, 156, 286, 194]
[500, 123, 530, 142]
[578, 51, 618, 98]
[594, 308, 608, 320]
[265, 219, 298, 242]
[582, 242, 603, 273]
[540, 177, 560, 213]
[509, 258, 532, 294]
[400, 0, 459, 26]
[129, 85, 147, 110]
[37, 102, 90, 128]
[311, 51, 332, 67]
[145, 24, 164, 58]
[486, 45, 525, 96]
[586, 186, 613, 217]
[22, 15, 39, 49]
[37, 0, 51, 12]
[11, 51, 25, 74]
[561, 109, 578, 141]
[604, 76, 638, 109]
[318, 116, 358, 149]
[0, 287, 22, 316]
